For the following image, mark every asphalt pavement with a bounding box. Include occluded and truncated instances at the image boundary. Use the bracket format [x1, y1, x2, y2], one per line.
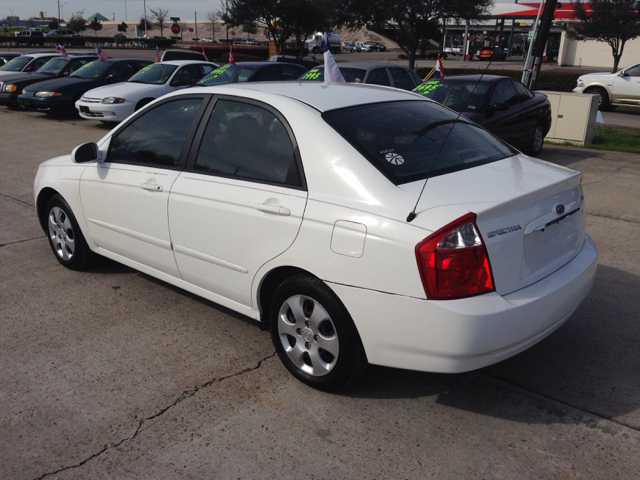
[1, 93, 640, 479]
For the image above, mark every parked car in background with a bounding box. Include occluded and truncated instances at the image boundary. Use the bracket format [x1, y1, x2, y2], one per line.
[201, 37, 215, 43]
[0, 55, 97, 107]
[305, 32, 341, 54]
[196, 62, 308, 86]
[33, 82, 596, 390]
[0, 52, 62, 78]
[413, 74, 551, 156]
[76, 60, 218, 123]
[46, 29, 76, 37]
[161, 49, 207, 62]
[342, 41, 361, 53]
[0, 52, 22, 67]
[113, 33, 127, 39]
[18, 58, 152, 114]
[15, 29, 45, 37]
[299, 62, 423, 91]
[355, 42, 372, 52]
[444, 45, 463, 55]
[267, 54, 320, 70]
[478, 46, 506, 61]
[573, 61, 640, 111]
[363, 41, 386, 52]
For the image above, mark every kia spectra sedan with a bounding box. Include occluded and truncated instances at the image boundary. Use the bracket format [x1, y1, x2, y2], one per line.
[34, 83, 597, 390]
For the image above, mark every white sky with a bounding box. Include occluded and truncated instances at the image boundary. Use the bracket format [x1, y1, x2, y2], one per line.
[4, 0, 519, 24]
[3, 0, 225, 23]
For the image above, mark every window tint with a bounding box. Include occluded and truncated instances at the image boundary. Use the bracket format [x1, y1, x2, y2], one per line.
[366, 68, 391, 86]
[418, 80, 492, 112]
[129, 63, 177, 84]
[323, 100, 515, 184]
[490, 79, 518, 106]
[625, 64, 640, 76]
[109, 62, 136, 80]
[388, 68, 411, 90]
[107, 98, 203, 167]
[253, 66, 280, 82]
[513, 80, 534, 101]
[26, 57, 54, 72]
[0, 56, 32, 71]
[194, 99, 300, 186]
[280, 65, 304, 80]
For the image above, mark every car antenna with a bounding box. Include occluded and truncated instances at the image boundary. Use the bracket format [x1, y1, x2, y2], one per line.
[406, 56, 495, 223]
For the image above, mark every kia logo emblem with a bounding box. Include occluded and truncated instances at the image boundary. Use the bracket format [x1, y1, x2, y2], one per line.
[556, 204, 565, 215]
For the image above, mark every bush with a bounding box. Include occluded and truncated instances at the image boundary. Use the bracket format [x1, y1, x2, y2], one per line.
[415, 67, 580, 92]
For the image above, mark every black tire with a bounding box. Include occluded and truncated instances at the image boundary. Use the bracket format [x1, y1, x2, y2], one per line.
[269, 275, 368, 391]
[135, 98, 154, 111]
[587, 87, 613, 111]
[44, 195, 97, 271]
[526, 122, 546, 157]
[312, 46, 319, 54]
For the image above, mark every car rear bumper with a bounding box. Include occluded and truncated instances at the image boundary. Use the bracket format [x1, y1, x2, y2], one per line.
[329, 234, 597, 373]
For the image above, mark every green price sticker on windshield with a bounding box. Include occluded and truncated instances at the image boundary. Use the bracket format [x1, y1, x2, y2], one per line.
[300, 68, 321, 80]
[413, 80, 441, 95]
[198, 64, 232, 84]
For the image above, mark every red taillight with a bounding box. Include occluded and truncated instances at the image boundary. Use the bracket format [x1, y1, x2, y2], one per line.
[415, 212, 494, 300]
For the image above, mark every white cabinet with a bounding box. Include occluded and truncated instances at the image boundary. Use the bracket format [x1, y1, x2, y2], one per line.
[538, 91, 599, 145]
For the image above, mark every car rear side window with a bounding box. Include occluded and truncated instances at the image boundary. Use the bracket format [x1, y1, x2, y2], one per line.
[193, 99, 301, 187]
[107, 98, 203, 167]
[323, 100, 516, 184]
[366, 68, 391, 86]
[490, 79, 519, 106]
[513, 80, 534, 101]
[388, 68, 411, 90]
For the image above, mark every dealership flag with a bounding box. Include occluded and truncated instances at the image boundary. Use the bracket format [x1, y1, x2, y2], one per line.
[94, 44, 108, 61]
[229, 45, 235, 64]
[434, 54, 445, 79]
[55, 43, 68, 58]
[155, 46, 161, 63]
[323, 33, 345, 84]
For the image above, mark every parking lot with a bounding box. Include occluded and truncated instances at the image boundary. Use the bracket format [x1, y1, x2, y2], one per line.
[1, 103, 639, 478]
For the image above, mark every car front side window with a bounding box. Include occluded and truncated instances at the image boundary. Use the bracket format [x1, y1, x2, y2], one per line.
[106, 98, 204, 168]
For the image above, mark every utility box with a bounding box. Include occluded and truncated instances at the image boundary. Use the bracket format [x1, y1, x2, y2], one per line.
[538, 91, 599, 145]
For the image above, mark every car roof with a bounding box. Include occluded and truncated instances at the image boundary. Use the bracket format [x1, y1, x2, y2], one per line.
[156, 60, 217, 66]
[188, 81, 425, 112]
[318, 62, 410, 70]
[429, 75, 509, 83]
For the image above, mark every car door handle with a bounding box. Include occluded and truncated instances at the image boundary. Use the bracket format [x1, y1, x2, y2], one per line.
[256, 203, 291, 216]
[141, 182, 163, 192]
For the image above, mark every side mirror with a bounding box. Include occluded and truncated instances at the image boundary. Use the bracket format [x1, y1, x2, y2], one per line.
[71, 142, 100, 163]
[490, 102, 509, 111]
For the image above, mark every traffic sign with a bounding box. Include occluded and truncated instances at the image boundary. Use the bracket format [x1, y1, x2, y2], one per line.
[171, 23, 180, 35]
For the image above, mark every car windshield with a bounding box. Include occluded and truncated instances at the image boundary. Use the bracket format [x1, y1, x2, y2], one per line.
[35, 57, 68, 75]
[0, 56, 32, 72]
[128, 63, 178, 84]
[70, 60, 108, 79]
[300, 67, 368, 83]
[197, 64, 258, 85]
[323, 100, 516, 184]
[413, 79, 492, 112]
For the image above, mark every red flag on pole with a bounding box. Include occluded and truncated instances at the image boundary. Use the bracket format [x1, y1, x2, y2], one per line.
[229, 44, 235, 64]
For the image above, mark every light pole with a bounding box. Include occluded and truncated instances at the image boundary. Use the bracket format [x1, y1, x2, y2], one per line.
[143, 0, 147, 35]
[60, 3, 67, 22]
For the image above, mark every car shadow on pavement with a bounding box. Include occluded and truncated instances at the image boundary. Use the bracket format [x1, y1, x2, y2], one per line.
[339, 265, 639, 427]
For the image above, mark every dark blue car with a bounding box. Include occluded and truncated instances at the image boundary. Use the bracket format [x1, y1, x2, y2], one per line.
[0, 55, 97, 107]
[18, 58, 151, 114]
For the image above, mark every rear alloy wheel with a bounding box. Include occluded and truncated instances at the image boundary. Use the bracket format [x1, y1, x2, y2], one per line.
[270, 275, 367, 390]
[527, 122, 545, 157]
[588, 87, 614, 111]
[45, 195, 97, 270]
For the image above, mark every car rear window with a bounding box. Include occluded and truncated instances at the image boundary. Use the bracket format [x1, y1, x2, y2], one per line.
[413, 79, 492, 112]
[322, 100, 516, 185]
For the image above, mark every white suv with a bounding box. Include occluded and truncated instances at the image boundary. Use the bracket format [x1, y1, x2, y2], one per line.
[573, 61, 640, 110]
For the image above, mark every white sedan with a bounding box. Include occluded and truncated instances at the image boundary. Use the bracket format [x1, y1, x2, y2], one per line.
[35, 83, 597, 390]
[75, 60, 218, 123]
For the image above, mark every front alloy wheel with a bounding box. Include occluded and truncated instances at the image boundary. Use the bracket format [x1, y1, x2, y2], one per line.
[48, 206, 75, 261]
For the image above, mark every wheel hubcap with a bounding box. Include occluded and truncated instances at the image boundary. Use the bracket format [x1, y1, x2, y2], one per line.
[533, 126, 543, 152]
[48, 206, 75, 260]
[277, 295, 339, 376]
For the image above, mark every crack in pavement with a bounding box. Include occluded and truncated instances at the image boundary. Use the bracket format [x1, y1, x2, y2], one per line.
[481, 370, 640, 433]
[0, 193, 35, 209]
[0, 235, 46, 248]
[587, 212, 639, 225]
[581, 162, 634, 186]
[34, 352, 277, 480]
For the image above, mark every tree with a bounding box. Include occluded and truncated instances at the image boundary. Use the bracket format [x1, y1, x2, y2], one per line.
[48, 20, 59, 31]
[88, 18, 103, 36]
[179, 21, 190, 39]
[149, 7, 170, 38]
[137, 17, 155, 35]
[206, 10, 218, 40]
[118, 21, 128, 33]
[67, 11, 88, 35]
[570, 0, 640, 72]
[341, 0, 493, 70]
